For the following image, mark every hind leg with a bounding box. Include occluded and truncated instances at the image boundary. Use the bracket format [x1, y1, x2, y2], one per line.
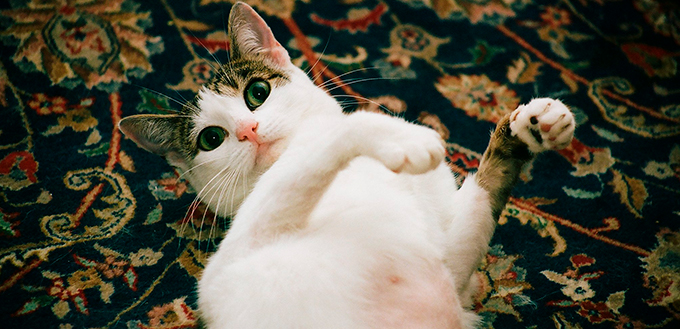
[445, 98, 575, 301]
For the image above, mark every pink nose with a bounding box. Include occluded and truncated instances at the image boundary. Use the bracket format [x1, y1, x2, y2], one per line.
[236, 121, 260, 144]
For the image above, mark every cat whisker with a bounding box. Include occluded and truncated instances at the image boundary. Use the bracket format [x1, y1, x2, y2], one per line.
[129, 84, 198, 114]
[325, 77, 400, 93]
[208, 182, 228, 249]
[178, 157, 229, 246]
[305, 32, 332, 77]
[311, 63, 331, 87]
[240, 163, 249, 213]
[333, 94, 396, 115]
[195, 164, 238, 249]
[222, 12, 235, 70]
[170, 89, 200, 114]
[181, 160, 236, 245]
[220, 162, 250, 245]
[153, 81, 198, 114]
[181, 183, 215, 238]
[177, 155, 233, 181]
[188, 30, 225, 70]
[177, 196, 202, 249]
[208, 160, 247, 238]
[318, 67, 381, 90]
[226, 164, 248, 233]
[200, 171, 233, 252]
[177, 157, 235, 242]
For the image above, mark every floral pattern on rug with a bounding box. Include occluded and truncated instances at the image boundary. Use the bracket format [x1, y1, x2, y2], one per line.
[1, 0, 679, 328]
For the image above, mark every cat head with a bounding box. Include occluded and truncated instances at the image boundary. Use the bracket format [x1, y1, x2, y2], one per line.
[119, 2, 342, 217]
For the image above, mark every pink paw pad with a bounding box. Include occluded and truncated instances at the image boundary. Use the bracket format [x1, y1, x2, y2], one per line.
[509, 98, 575, 153]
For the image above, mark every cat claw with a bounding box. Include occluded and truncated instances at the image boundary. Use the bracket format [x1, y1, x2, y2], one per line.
[509, 98, 575, 153]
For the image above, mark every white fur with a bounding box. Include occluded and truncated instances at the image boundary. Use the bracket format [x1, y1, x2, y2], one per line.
[190, 58, 496, 328]
[189, 63, 577, 329]
[510, 98, 575, 153]
[184, 67, 341, 217]
[187, 5, 574, 327]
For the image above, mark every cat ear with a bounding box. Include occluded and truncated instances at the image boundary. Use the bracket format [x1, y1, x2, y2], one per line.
[118, 114, 188, 168]
[228, 2, 290, 67]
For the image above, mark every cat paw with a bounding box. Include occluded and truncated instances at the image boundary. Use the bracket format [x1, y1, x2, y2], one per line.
[379, 125, 446, 174]
[509, 98, 575, 153]
[352, 112, 446, 174]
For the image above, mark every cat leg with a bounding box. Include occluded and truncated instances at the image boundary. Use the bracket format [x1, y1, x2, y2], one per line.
[446, 98, 575, 302]
[230, 111, 446, 245]
[479, 98, 574, 217]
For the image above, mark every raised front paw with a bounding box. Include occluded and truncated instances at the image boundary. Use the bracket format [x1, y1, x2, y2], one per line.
[351, 112, 446, 175]
[378, 124, 446, 174]
[509, 98, 575, 153]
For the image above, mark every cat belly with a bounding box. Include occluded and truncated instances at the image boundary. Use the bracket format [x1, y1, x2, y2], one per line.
[366, 260, 463, 329]
[199, 158, 468, 328]
[199, 238, 465, 329]
[199, 238, 378, 329]
[308, 159, 466, 328]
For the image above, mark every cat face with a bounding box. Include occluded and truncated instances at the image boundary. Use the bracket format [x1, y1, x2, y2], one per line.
[119, 3, 342, 216]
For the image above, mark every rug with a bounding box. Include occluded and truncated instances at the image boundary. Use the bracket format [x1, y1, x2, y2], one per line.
[1, 0, 679, 328]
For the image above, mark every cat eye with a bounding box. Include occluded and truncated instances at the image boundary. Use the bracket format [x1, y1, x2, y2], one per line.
[198, 126, 227, 151]
[244, 80, 271, 110]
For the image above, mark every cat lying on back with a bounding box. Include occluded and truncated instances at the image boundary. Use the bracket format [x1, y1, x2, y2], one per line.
[119, 2, 575, 328]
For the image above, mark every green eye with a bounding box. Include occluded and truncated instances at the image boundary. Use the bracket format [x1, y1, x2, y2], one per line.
[198, 126, 227, 151]
[244, 80, 271, 110]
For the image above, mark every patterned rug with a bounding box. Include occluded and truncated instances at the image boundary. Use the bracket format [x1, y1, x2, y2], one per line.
[2, 0, 679, 328]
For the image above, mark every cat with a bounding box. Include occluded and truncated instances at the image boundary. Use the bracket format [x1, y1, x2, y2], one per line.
[118, 2, 575, 328]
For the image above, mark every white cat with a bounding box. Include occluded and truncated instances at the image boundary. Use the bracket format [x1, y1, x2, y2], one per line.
[119, 2, 575, 328]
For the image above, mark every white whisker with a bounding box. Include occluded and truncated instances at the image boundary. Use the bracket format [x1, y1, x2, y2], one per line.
[318, 67, 381, 89]
[187, 29, 224, 70]
[306, 32, 332, 77]
[178, 155, 232, 181]
[180, 159, 234, 244]
[227, 163, 245, 232]
[332, 95, 396, 115]
[326, 77, 400, 93]
[196, 164, 237, 249]
[203, 168, 236, 252]
[176, 157, 232, 244]
[311, 63, 331, 85]
[130, 84, 201, 114]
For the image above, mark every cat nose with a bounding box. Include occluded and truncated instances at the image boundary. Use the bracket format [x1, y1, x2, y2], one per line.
[236, 121, 260, 144]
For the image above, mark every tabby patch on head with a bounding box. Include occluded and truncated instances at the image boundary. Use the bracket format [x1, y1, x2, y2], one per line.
[119, 2, 342, 217]
[204, 59, 289, 98]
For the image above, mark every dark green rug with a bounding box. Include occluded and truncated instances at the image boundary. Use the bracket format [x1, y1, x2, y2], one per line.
[1, 0, 679, 328]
